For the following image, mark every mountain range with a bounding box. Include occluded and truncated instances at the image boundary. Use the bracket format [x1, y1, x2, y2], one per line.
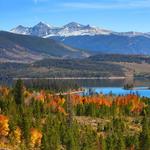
[10, 22, 150, 55]
[10, 22, 111, 37]
[0, 22, 150, 78]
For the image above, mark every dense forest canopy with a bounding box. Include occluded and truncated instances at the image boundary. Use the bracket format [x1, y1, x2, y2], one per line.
[0, 80, 150, 149]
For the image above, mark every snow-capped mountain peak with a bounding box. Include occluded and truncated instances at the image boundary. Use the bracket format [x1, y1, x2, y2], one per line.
[10, 21, 112, 37]
[10, 25, 30, 35]
[33, 22, 53, 29]
[10, 21, 150, 38]
[63, 22, 85, 28]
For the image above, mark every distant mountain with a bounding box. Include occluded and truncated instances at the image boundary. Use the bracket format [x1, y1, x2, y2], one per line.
[11, 22, 55, 37]
[0, 31, 89, 63]
[52, 34, 150, 55]
[10, 22, 150, 55]
[10, 25, 30, 35]
[11, 22, 111, 37]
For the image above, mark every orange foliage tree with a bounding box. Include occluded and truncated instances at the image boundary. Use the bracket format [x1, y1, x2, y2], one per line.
[71, 94, 145, 113]
[0, 114, 9, 137]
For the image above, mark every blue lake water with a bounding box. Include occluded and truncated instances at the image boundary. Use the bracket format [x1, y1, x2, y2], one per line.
[84, 87, 150, 98]
[1, 78, 150, 98]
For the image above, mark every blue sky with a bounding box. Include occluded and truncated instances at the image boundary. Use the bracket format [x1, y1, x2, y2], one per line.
[1, 0, 150, 32]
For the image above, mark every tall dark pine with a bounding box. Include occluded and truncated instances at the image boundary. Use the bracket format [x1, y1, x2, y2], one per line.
[140, 116, 150, 150]
[14, 79, 24, 105]
[66, 91, 73, 127]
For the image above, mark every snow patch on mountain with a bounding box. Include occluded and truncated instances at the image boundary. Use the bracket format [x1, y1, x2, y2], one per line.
[10, 25, 30, 35]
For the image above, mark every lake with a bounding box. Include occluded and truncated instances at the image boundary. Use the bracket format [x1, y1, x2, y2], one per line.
[81, 78, 150, 98]
[0, 77, 150, 98]
[84, 87, 150, 98]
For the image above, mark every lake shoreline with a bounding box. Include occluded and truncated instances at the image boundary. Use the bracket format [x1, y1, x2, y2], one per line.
[13, 76, 127, 80]
[84, 87, 150, 98]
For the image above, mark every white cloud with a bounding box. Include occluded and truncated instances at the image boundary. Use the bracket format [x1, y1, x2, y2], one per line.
[62, 0, 150, 9]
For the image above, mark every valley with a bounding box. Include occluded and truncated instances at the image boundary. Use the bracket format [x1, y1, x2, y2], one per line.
[1, 53, 150, 80]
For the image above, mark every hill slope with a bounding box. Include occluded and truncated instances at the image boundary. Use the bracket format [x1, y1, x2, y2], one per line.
[1, 54, 150, 79]
[0, 31, 88, 63]
[52, 34, 150, 55]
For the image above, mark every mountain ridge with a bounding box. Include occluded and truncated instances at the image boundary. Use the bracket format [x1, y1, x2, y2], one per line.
[10, 21, 149, 37]
[10, 22, 112, 37]
[9, 22, 150, 55]
[0, 31, 89, 63]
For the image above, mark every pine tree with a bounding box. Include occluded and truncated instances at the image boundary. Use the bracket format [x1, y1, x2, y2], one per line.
[14, 79, 24, 105]
[42, 116, 61, 150]
[21, 113, 31, 147]
[41, 133, 49, 150]
[117, 134, 126, 150]
[66, 129, 77, 150]
[139, 116, 150, 150]
[106, 134, 115, 150]
[66, 93, 73, 127]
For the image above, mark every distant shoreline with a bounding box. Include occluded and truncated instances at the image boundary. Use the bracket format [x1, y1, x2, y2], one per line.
[13, 77, 128, 80]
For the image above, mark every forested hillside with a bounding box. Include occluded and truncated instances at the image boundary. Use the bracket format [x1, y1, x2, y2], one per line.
[1, 54, 150, 79]
[0, 58, 125, 78]
[0, 80, 150, 149]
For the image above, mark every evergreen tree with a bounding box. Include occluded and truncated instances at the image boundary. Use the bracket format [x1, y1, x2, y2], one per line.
[139, 116, 150, 150]
[66, 93, 73, 127]
[126, 135, 139, 150]
[117, 134, 126, 150]
[42, 116, 61, 150]
[14, 79, 24, 105]
[106, 135, 115, 150]
[66, 129, 77, 150]
[41, 133, 49, 150]
[21, 113, 31, 146]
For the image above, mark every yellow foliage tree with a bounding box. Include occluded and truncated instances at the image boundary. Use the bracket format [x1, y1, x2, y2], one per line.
[30, 128, 42, 148]
[0, 86, 9, 97]
[13, 127, 21, 144]
[0, 114, 9, 137]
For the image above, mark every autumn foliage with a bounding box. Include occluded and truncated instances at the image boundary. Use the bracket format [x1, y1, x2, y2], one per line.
[71, 94, 145, 113]
[30, 128, 42, 148]
[0, 114, 9, 136]
[47, 97, 67, 115]
[0, 86, 9, 97]
[114, 94, 145, 113]
[13, 127, 21, 144]
[0, 84, 149, 150]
